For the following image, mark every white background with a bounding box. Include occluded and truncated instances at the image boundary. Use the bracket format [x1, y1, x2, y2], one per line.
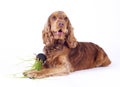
[0, 0, 120, 87]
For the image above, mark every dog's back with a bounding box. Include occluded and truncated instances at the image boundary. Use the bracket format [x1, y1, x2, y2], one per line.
[68, 42, 111, 71]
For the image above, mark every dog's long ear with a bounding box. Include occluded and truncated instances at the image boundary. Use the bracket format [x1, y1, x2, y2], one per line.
[42, 16, 54, 46]
[66, 18, 77, 48]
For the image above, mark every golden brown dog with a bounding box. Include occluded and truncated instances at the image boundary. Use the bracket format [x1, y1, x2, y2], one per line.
[23, 11, 111, 78]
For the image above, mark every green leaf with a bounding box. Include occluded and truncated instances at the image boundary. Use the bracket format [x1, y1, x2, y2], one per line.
[31, 59, 43, 71]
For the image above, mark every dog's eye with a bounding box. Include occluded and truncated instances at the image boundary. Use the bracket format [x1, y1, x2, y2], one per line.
[52, 16, 57, 20]
[64, 17, 68, 21]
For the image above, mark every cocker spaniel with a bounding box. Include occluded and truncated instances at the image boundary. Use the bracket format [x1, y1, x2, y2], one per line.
[24, 11, 111, 79]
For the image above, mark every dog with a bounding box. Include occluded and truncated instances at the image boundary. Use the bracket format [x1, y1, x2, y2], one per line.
[23, 11, 111, 79]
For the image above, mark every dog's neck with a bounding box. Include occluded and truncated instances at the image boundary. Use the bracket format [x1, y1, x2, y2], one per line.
[44, 39, 66, 51]
[43, 39, 70, 58]
[54, 39, 65, 45]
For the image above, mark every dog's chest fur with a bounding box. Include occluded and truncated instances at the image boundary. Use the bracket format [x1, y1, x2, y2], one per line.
[44, 45, 70, 68]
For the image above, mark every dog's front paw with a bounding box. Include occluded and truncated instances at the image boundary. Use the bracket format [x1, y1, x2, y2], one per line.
[23, 70, 38, 79]
[23, 70, 46, 79]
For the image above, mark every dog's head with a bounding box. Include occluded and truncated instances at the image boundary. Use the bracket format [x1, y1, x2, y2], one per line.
[42, 11, 77, 48]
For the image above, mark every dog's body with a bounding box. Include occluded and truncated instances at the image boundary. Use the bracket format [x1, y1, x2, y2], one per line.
[23, 11, 111, 79]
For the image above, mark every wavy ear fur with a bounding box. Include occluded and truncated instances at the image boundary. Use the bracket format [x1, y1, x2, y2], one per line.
[42, 16, 54, 46]
[66, 19, 78, 48]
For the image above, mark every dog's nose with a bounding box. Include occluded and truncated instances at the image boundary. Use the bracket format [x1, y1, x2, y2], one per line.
[58, 22, 64, 27]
